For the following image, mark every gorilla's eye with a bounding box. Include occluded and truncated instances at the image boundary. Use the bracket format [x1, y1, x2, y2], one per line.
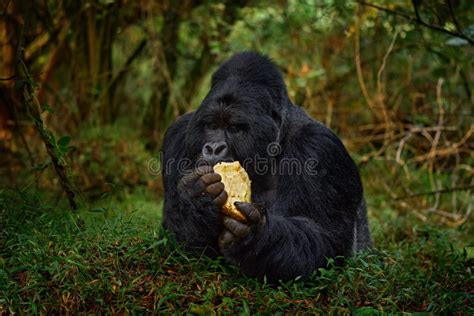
[228, 124, 246, 134]
[207, 122, 219, 130]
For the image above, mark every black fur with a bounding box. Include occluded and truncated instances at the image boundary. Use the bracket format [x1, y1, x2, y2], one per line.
[162, 52, 371, 281]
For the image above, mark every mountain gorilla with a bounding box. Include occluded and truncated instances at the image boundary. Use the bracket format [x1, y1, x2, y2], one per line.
[162, 52, 371, 282]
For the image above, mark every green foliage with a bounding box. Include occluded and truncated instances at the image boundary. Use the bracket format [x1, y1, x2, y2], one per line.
[0, 189, 472, 314]
[1, 0, 473, 313]
[68, 123, 160, 198]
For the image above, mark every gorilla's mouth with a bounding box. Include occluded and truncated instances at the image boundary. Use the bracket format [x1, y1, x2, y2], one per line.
[196, 153, 234, 167]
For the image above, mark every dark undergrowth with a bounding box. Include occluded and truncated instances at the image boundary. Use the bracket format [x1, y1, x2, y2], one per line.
[0, 188, 472, 314]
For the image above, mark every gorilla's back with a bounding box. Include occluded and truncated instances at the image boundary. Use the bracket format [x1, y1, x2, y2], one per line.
[354, 198, 372, 252]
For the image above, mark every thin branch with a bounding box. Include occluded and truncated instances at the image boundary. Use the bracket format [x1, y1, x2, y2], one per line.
[377, 29, 399, 93]
[446, 0, 463, 35]
[1, 0, 11, 13]
[0, 75, 16, 81]
[414, 126, 473, 162]
[395, 185, 474, 200]
[106, 38, 147, 121]
[15, 3, 78, 210]
[411, 0, 422, 21]
[356, 0, 474, 45]
[109, 38, 147, 93]
[354, 5, 376, 112]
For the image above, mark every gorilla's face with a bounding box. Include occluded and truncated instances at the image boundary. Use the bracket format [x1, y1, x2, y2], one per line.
[186, 84, 281, 179]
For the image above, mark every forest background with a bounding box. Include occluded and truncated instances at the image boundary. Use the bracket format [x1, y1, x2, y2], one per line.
[0, 0, 472, 313]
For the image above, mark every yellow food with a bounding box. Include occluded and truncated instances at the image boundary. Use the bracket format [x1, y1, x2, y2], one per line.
[213, 161, 251, 222]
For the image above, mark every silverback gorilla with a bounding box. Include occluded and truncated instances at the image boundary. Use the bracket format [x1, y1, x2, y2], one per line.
[162, 52, 371, 282]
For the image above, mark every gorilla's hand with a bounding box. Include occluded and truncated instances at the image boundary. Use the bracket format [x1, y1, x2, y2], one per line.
[177, 166, 228, 208]
[218, 202, 266, 249]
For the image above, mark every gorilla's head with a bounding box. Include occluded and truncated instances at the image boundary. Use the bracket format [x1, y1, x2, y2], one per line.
[185, 52, 290, 180]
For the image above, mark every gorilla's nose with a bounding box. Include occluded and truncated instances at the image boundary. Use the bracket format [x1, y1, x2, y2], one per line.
[202, 141, 229, 162]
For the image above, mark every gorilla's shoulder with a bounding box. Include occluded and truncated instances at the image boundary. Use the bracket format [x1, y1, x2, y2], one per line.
[162, 112, 194, 155]
[284, 107, 363, 198]
[284, 107, 352, 162]
[285, 107, 333, 139]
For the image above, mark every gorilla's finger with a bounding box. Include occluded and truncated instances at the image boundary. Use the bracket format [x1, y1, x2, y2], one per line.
[201, 172, 221, 185]
[235, 202, 263, 224]
[218, 229, 235, 249]
[213, 190, 228, 208]
[206, 182, 225, 197]
[223, 216, 250, 239]
[195, 165, 214, 176]
[181, 171, 201, 184]
[192, 179, 207, 196]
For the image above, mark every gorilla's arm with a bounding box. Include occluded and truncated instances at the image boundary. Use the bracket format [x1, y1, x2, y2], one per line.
[222, 213, 342, 281]
[162, 114, 225, 255]
[220, 123, 363, 281]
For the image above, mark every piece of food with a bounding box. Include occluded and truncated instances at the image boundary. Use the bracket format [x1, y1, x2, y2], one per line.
[213, 161, 251, 222]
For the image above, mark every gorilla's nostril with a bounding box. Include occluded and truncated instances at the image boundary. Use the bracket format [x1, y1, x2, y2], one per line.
[204, 144, 213, 155]
[215, 144, 227, 155]
[202, 142, 228, 160]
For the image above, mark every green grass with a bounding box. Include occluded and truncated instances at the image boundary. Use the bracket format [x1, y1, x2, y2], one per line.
[0, 188, 472, 314]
